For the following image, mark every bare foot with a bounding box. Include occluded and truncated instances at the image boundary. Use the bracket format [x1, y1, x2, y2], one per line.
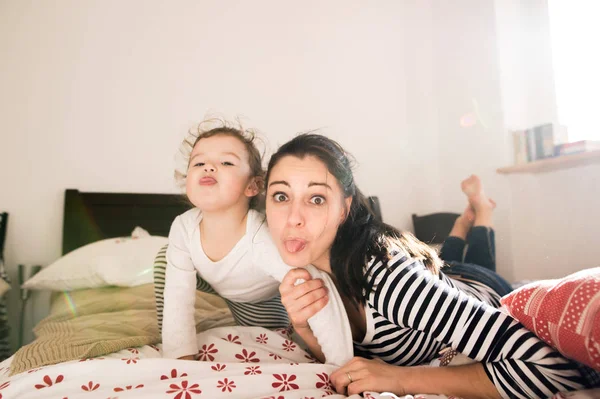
[460, 175, 496, 212]
[460, 175, 495, 227]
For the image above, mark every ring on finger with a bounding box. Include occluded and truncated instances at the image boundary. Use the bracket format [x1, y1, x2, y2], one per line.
[346, 372, 353, 383]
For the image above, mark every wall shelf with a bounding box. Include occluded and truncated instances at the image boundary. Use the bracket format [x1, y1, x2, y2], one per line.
[497, 150, 600, 174]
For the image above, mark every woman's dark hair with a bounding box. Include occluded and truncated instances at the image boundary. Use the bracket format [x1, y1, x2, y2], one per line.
[265, 133, 442, 305]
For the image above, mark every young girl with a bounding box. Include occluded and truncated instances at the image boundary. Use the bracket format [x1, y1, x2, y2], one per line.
[161, 122, 353, 365]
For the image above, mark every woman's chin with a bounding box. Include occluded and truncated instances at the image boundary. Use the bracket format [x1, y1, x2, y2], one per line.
[280, 253, 311, 268]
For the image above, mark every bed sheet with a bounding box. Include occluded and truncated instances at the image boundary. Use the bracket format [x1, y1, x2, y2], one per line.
[0, 325, 456, 399]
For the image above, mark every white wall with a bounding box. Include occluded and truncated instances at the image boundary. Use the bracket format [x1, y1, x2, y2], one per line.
[0, 0, 445, 352]
[493, 0, 600, 281]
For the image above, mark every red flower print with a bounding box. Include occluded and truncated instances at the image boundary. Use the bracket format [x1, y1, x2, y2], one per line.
[150, 344, 160, 351]
[217, 378, 236, 392]
[35, 375, 64, 389]
[0, 381, 10, 399]
[244, 366, 261, 375]
[127, 348, 139, 354]
[81, 381, 100, 391]
[315, 373, 334, 392]
[235, 348, 259, 363]
[274, 328, 289, 337]
[121, 357, 139, 364]
[211, 363, 226, 371]
[161, 368, 189, 380]
[198, 343, 218, 361]
[222, 334, 241, 344]
[261, 396, 284, 399]
[272, 374, 299, 391]
[79, 357, 104, 362]
[290, 362, 299, 366]
[27, 367, 43, 373]
[282, 339, 297, 352]
[114, 384, 144, 392]
[256, 333, 268, 344]
[268, 352, 282, 360]
[166, 380, 201, 399]
[276, 324, 293, 337]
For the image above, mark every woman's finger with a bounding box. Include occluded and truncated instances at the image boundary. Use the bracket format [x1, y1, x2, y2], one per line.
[283, 286, 328, 316]
[290, 295, 329, 326]
[281, 280, 325, 305]
[280, 268, 312, 290]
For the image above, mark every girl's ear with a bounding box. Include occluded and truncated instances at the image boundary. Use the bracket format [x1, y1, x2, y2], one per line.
[245, 176, 263, 198]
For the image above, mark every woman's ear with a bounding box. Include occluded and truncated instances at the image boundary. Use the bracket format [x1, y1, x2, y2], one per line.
[340, 196, 353, 223]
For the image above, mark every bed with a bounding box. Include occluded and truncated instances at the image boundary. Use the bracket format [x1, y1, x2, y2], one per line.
[0, 189, 596, 399]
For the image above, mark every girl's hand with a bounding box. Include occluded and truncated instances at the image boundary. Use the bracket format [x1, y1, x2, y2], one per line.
[279, 268, 329, 329]
[330, 357, 406, 396]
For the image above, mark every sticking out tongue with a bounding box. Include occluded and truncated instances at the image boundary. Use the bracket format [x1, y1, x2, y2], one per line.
[285, 239, 306, 253]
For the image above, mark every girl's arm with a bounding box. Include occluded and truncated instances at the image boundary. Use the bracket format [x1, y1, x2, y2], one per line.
[162, 216, 200, 359]
[367, 252, 588, 398]
[278, 268, 327, 362]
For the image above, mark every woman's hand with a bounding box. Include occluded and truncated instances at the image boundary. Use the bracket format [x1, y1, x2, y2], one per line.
[330, 357, 406, 396]
[279, 268, 329, 329]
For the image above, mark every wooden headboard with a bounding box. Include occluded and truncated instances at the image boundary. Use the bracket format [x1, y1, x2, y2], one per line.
[62, 189, 191, 255]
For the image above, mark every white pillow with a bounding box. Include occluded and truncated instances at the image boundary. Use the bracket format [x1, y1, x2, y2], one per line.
[23, 229, 168, 291]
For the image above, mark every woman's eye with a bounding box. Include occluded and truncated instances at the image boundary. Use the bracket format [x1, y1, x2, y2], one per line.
[222, 161, 234, 166]
[310, 196, 326, 205]
[273, 193, 288, 202]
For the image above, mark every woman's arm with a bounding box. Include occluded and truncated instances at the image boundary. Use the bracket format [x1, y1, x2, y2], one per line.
[330, 357, 501, 399]
[366, 252, 588, 398]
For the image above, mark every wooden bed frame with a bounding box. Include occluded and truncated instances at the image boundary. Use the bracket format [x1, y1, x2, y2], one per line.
[62, 189, 191, 255]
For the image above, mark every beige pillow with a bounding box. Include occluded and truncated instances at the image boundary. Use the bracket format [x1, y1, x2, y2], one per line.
[23, 229, 167, 291]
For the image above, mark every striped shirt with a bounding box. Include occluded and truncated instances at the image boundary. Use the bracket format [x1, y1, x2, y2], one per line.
[354, 250, 590, 398]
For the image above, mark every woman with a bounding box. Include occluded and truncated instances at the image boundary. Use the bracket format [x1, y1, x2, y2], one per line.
[264, 133, 594, 399]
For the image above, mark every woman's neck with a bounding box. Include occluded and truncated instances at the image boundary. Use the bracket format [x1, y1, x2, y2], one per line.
[312, 253, 333, 275]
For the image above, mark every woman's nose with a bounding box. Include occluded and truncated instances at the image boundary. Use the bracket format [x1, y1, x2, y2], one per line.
[287, 202, 305, 227]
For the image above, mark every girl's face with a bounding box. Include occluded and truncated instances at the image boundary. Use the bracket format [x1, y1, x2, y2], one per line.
[186, 135, 258, 212]
[266, 155, 351, 272]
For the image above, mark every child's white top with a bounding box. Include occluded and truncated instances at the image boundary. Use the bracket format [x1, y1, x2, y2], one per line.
[162, 208, 353, 366]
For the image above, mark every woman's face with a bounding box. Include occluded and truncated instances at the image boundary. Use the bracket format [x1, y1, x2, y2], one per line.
[266, 155, 351, 273]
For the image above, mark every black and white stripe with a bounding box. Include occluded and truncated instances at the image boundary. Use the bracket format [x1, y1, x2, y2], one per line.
[153, 244, 289, 332]
[354, 251, 590, 398]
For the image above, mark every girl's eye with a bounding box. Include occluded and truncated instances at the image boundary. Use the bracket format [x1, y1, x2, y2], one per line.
[222, 161, 234, 166]
[273, 193, 288, 203]
[310, 196, 326, 205]
[194, 162, 205, 167]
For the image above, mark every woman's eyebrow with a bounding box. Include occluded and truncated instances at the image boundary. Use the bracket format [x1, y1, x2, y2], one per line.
[308, 182, 332, 190]
[268, 180, 290, 187]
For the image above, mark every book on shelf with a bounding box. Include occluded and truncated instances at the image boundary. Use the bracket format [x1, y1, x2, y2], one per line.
[554, 140, 600, 156]
[512, 123, 568, 164]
